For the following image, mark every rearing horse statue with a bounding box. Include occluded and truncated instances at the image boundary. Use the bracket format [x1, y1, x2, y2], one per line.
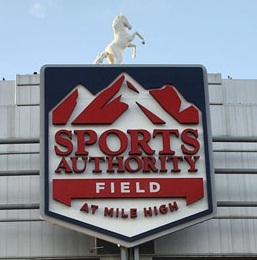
[93, 14, 145, 64]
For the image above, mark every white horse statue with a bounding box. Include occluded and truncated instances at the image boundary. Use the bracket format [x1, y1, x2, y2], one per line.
[93, 14, 145, 64]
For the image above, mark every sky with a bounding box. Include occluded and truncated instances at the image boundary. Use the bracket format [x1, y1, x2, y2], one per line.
[0, 0, 257, 80]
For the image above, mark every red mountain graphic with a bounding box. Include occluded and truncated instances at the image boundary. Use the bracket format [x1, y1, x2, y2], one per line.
[150, 86, 199, 124]
[72, 76, 128, 124]
[52, 73, 199, 125]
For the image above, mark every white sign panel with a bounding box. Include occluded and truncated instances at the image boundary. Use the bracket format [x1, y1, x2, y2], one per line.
[40, 65, 216, 247]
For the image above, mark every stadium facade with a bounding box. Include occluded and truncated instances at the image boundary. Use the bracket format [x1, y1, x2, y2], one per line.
[0, 73, 257, 259]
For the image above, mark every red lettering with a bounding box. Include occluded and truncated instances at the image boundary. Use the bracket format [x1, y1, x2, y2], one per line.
[130, 208, 137, 218]
[80, 203, 89, 213]
[128, 129, 155, 155]
[80, 203, 99, 214]
[99, 129, 128, 155]
[159, 204, 168, 214]
[74, 130, 97, 156]
[54, 130, 73, 156]
[55, 157, 72, 173]
[70, 156, 87, 173]
[184, 155, 200, 172]
[144, 203, 179, 217]
[144, 207, 152, 217]
[153, 129, 179, 155]
[142, 156, 158, 172]
[121, 208, 128, 218]
[181, 129, 200, 155]
[153, 206, 158, 215]
[167, 156, 183, 172]
[89, 157, 105, 173]
[104, 207, 114, 217]
[159, 156, 167, 172]
[91, 204, 98, 214]
[107, 156, 125, 173]
[124, 156, 142, 172]
[169, 201, 178, 211]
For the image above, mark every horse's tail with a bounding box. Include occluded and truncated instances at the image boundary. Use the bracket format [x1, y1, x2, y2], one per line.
[93, 52, 109, 64]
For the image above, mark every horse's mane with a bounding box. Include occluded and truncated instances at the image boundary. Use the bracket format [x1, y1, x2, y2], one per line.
[112, 13, 124, 27]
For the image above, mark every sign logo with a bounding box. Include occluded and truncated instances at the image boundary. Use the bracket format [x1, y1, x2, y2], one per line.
[40, 65, 215, 247]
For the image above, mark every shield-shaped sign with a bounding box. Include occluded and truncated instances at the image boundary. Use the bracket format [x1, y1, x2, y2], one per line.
[40, 65, 216, 247]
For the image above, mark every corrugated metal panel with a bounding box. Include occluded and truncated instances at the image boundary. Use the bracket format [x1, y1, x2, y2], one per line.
[208, 73, 222, 85]
[155, 218, 257, 255]
[0, 221, 95, 258]
[16, 73, 40, 106]
[223, 79, 257, 104]
[16, 74, 40, 86]
[0, 153, 39, 171]
[16, 85, 40, 106]
[0, 80, 16, 106]
[210, 105, 257, 136]
[208, 73, 223, 105]
[0, 106, 39, 138]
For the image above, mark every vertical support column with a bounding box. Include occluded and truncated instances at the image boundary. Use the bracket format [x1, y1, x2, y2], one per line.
[133, 246, 139, 260]
[121, 246, 128, 260]
[120, 246, 140, 260]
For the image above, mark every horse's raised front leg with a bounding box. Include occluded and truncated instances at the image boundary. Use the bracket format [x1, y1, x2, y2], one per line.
[134, 32, 145, 44]
[128, 43, 136, 58]
[129, 32, 145, 45]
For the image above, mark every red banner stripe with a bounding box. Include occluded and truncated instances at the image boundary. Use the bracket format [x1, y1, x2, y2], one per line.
[53, 178, 204, 207]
